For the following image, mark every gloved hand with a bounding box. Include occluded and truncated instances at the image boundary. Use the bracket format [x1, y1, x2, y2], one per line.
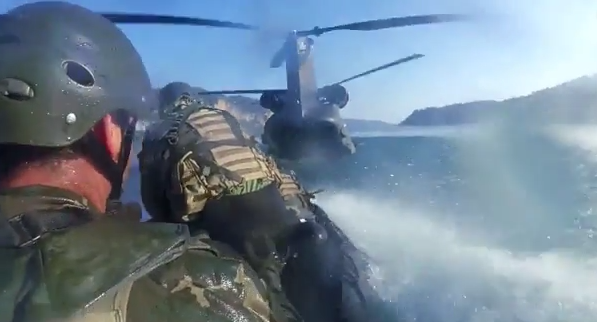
[283, 218, 328, 248]
[283, 190, 328, 248]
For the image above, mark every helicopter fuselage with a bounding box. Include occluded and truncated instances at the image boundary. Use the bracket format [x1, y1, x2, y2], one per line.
[262, 101, 355, 162]
[261, 34, 356, 162]
[197, 33, 426, 162]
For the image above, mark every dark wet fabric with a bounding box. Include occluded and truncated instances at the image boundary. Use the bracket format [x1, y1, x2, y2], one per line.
[0, 185, 280, 322]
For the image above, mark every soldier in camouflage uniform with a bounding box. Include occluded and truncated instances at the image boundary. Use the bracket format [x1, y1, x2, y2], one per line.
[0, 2, 287, 322]
[143, 82, 396, 322]
[139, 81, 321, 321]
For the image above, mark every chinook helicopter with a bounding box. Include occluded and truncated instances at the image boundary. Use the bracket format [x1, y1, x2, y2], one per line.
[103, 12, 469, 161]
[98, 11, 473, 322]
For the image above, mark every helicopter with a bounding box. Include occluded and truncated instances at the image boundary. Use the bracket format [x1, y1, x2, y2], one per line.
[103, 12, 469, 161]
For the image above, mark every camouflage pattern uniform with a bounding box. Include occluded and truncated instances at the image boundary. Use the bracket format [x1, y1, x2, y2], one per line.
[169, 104, 280, 219]
[0, 186, 276, 322]
[0, 3, 279, 321]
[141, 84, 306, 321]
[141, 83, 283, 223]
[0, 186, 186, 322]
[127, 229, 274, 322]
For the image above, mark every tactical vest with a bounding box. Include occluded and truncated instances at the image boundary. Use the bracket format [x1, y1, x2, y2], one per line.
[0, 197, 188, 322]
[277, 171, 303, 201]
[184, 107, 275, 183]
[162, 105, 279, 221]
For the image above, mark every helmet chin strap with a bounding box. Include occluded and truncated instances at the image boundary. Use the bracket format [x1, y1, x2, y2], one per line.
[108, 121, 135, 200]
[81, 113, 137, 205]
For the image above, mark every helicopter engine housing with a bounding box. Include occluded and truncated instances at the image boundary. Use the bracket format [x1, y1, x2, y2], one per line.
[317, 84, 349, 109]
[259, 90, 286, 113]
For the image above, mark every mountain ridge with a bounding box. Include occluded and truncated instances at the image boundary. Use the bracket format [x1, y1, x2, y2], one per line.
[400, 75, 597, 126]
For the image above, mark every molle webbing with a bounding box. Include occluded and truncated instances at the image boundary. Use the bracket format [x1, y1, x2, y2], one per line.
[227, 178, 273, 196]
[276, 172, 313, 215]
[278, 172, 302, 200]
[185, 108, 274, 183]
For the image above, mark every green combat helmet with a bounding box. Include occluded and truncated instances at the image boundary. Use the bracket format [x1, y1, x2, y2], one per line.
[158, 81, 196, 119]
[0, 1, 155, 198]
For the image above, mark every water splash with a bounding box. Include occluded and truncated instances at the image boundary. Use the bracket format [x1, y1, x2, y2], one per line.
[319, 191, 597, 322]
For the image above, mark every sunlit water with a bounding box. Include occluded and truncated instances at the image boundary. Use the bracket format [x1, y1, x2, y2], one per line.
[124, 124, 597, 322]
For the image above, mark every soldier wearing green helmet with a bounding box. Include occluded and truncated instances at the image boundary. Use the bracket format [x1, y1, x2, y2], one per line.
[158, 81, 196, 117]
[141, 80, 323, 322]
[0, 2, 287, 322]
[144, 82, 392, 322]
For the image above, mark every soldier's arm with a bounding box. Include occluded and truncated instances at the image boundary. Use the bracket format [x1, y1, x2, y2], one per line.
[274, 171, 309, 210]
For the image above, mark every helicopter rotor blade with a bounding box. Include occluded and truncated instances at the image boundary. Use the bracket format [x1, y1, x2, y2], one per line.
[333, 54, 424, 86]
[198, 89, 282, 95]
[269, 39, 289, 68]
[297, 14, 469, 37]
[101, 13, 257, 30]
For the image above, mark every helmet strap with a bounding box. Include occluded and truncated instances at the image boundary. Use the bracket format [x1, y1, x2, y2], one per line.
[80, 112, 136, 204]
[108, 120, 135, 200]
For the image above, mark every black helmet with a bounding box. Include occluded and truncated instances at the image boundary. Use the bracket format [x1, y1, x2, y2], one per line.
[158, 81, 195, 118]
[0, 1, 155, 198]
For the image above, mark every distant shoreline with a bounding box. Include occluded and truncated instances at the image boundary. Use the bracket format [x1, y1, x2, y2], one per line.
[140, 75, 597, 135]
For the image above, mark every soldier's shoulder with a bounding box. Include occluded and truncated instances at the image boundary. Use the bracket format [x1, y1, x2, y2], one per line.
[184, 103, 230, 118]
[185, 233, 266, 285]
[127, 232, 271, 322]
[154, 232, 267, 294]
[0, 217, 189, 320]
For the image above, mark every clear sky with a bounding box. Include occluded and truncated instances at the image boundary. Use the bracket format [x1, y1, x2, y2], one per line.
[3, 0, 597, 121]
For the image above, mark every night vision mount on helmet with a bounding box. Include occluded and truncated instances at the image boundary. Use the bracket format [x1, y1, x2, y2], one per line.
[99, 11, 471, 162]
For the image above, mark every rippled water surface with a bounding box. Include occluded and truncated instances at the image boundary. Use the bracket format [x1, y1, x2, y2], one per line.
[125, 124, 597, 322]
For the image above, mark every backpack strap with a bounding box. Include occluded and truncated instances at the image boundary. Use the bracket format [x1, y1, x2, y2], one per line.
[0, 206, 94, 248]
